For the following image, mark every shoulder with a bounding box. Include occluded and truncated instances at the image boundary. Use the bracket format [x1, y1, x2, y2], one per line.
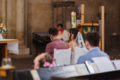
[77, 54, 88, 64]
[68, 41, 72, 45]
[68, 41, 73, 48]
[60, 39, 68, 44]
[46, 42, 54, 48]
[101, 51, 109, 57]
[78, 53, 89, 60]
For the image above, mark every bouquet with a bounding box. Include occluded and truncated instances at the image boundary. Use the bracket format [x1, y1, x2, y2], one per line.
[0, 23, 7, 34]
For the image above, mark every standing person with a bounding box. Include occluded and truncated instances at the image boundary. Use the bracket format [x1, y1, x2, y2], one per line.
[57, 24, 69, 42]
[77, 32, 109, 64]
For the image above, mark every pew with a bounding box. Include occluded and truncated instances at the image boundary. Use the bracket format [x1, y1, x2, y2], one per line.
[13, 64, 120, 80]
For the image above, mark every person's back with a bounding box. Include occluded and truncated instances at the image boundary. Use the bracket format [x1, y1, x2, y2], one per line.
[46, 39, 68, 56]
[77, 47, 109, 64]
[77, 32, 110, 64]
[45, 27, 69, 57]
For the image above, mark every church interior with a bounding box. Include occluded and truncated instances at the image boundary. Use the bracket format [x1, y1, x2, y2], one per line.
[0, 0, 120, 80]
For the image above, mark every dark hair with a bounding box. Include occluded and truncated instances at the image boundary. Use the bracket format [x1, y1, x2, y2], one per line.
[40, 54, 53, 67]
[69, 28, 79, 39]
[57, 24, 64, 28]
[86, 32, 100, 46]
[45, 54, 53, 63]
[48, 27, 58, 36]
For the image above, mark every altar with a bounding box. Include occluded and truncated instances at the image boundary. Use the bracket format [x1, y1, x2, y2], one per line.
[0, 39, 18, 66]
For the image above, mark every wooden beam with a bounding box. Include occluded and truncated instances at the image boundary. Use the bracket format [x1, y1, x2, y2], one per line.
[81, 4, 85, 24]
[0, 39, 18, 43]
[101, 6, 105, 51]
[79, 23, 99, 26]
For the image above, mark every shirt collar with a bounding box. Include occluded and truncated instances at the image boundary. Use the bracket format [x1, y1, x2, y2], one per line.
[53, 38, 61, 41]
[89, 47, 99, 51]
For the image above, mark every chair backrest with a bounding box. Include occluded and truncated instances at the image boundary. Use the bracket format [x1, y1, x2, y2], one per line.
[71, 47, 88, 64]
[92, 57, 115, 72]
[54, 48, 71, 66]
[112, 60, 120, 70]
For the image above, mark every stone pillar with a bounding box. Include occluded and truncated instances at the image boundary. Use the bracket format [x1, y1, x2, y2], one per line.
[7, 0, 14, 38]
[16, 0, 25, 45]
[2, 0, 7, 26]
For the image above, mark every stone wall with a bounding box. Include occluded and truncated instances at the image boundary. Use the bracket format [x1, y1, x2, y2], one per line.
[0, 0, 120, 54]
[0, 0, 2, 22]
[27, 0, 52, 33]
[7, 0, 17, 39]
[27, 0, 120, 53]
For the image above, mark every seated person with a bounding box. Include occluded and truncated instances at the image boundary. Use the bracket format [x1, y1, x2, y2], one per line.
[57, 24, 69, 42]
[46, 27, 69, 57]
[34, 53, 56, 69]
[77, 32, 109, 64]
[34, 28, 69, 69]
[68, 28, 79, 52]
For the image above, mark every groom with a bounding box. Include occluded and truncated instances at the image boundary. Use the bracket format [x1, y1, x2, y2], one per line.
[77, 32, 109, 64]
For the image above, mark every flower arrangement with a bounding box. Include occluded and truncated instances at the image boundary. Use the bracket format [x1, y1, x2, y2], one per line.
[43, 58, 56, 68]
[0, 23, 7, 34]
[43, 62, 55, 68]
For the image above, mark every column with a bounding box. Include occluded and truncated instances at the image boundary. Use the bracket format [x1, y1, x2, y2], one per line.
[16, 0, 25, 45]
[2, 0, 7, 26]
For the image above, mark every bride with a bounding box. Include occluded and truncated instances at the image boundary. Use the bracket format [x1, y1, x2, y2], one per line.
[68, 28, 79, 52]
[68, 28, 88, 64]
[68, 28, 86, 51]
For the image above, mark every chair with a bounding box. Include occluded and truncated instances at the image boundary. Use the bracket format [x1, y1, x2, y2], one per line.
[92, 57, 115, 72]
[112, 60, 120, 70]
[71, 47, 88, 64]
[54, 48, 71, 66]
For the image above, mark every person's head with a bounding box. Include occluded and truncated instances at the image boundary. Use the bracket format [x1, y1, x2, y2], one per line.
[85, 32, 100, 50]
[57, 24, 64, 31]
[69, 28, 78, 41]
[45, 54, 53, 63]
[48, 27, 58, 39]
[40, 54, 53, 67]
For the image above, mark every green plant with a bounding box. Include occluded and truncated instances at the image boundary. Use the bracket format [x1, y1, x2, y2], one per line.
[0, 27, 7, 33]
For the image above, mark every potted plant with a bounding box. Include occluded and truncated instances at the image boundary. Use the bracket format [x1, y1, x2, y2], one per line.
[0, 23, 7, 40]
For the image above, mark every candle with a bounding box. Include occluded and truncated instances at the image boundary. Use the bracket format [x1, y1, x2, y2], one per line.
[71, 11, 77, 28]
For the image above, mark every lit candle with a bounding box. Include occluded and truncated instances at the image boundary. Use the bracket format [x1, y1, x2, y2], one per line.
[71, 11, 77, 28]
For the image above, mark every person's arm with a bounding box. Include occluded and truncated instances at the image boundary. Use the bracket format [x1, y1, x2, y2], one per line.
[33, 53, 47, 69]
[68, 41, 74, 52]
